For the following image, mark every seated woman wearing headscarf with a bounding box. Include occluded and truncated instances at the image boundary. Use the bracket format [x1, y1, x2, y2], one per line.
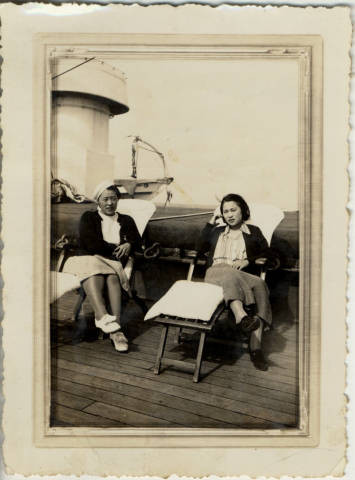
[62, 180, 142, 352]
[197, 193, 274, 371]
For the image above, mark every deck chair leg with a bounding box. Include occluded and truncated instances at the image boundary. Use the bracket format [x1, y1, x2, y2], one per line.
[131, 290, 148, 314]
[174, 327, 183, 344]
[193, 331, 207, 383]
[154, 326, 169, 375]
[72, 288, 86, 321]
[72, 289, 88, 345]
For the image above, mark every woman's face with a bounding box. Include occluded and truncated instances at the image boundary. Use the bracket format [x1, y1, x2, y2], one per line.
[222, 200, 243, 228]
[98, 188, 119, 216]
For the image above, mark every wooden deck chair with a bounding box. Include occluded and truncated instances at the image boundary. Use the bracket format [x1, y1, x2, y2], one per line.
[145, 203, 284, 382]
[51, 199, 156, 341]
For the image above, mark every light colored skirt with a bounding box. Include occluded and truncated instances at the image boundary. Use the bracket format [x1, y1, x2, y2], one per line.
[205, 263, 272, 325]
[62, 254, 131, 295]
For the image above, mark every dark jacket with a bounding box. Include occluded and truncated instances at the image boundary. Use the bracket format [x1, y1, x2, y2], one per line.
[197, 222, 273, 275]
[78, 210, 142, 261]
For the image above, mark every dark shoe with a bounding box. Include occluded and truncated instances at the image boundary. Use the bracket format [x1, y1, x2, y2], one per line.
[249, 349, 269, 371]
[240, 315, 260, 334]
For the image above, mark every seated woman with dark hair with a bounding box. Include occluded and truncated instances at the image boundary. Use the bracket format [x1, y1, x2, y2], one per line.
[197, 193, 274, 371]
[62, 180, 142, 352]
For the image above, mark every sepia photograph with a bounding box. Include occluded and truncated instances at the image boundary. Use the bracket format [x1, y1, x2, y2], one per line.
[49, 37, 318, 431]
[2, 4, 350, 477]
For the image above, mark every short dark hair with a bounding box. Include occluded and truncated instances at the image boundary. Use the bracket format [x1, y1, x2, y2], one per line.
[106, 185, 121, 200]
[220, 193, 250, 221]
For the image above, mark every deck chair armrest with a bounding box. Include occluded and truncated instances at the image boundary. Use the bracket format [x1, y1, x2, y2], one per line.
[53, 234, 78, 272]
[254, 256, 280, 271]
[255, 257, 268, 265]
[143, 242, 161, 260]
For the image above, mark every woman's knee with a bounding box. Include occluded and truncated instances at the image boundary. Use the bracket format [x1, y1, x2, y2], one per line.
[253, 276, 268, 290]
[107, 274, 120, 287]
[82, 274, 105, 288]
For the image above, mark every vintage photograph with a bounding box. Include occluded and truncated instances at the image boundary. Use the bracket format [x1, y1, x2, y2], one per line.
[49, 39, 311, 430]
[2, 4, 351, 477]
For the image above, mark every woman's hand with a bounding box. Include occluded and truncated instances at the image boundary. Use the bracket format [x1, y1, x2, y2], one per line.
[209, 211, 221, 225]
[113, 242, 131, 260]
[232, 259, 249, 270]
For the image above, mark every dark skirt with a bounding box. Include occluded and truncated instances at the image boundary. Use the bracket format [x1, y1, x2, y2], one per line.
[205, 263, 272, 325]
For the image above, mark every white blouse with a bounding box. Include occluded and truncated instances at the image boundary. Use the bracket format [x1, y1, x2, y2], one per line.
[213, 223, 250, 266]
[97, 208, 121, 245]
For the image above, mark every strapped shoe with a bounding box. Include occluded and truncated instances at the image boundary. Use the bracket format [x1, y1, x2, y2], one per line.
[95, 314, 120, 334]
[240, 315, 260, 335]
[249, 349, 269, 371]
[110, 331, 129, 352]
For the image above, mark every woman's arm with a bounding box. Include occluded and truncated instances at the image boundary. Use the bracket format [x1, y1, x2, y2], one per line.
[246, 226, 277, 266]
[119, 214, 142, 253]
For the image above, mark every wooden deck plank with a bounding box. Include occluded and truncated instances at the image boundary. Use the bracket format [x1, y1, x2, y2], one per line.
[51, 389, 95, 411]
[55, 366, 278, 428]
[130, 331, 299, 382]
[78, 343, 298, 404]
[126, 335, 298, 378]
[68, 330, 299, 382]
[54, 352, 297, 426]
[96, 328, 299, 370]
[51, 404, 121, 427]
[67, 344, 298, 410]
[54, 375, 235, 427]
[54, 346, 298, 415]
[73, 340, 299, 396]
[51, 288, 300, 429]
[83, 402, 178, 427]
[115, 335, 299, 384]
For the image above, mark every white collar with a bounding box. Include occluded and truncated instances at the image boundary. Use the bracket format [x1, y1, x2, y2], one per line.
[224, 223, 251, 236]
[97, 207, 118, 221]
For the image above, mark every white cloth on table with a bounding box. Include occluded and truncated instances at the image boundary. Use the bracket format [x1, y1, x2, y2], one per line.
[144, 280, 224, 323]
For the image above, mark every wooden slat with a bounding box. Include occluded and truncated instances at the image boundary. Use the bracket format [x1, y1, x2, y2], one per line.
[54, 351, 297, 426]
[55, 366, 277, 428]
[56, 344, 298, 415]
[51, 389, 94, 411]
[161, 358, 196, 372]
[85, 402, 177, 427]
[55, 375, 234, 428]
[51, 404, 121, 427]
[154, 317, 215, 331]
[84, 402, 177, 427]
[74, 339, 299, 396]
[74, 341, 299, 404]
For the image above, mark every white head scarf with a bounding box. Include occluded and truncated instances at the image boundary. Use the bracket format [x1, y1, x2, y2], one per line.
[92, 180, 121, 244]
[92, 180, 118, 203]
